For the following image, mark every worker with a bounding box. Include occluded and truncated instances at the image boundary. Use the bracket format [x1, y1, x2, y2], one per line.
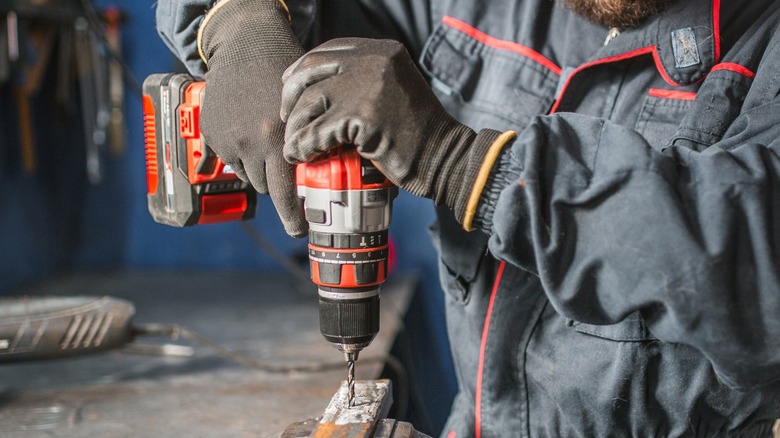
[156, 0, 780, 435]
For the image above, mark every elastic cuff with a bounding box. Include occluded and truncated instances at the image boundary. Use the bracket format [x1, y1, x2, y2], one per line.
[462, 130, 517, 231]
[197, 0, 233, 65]
[197, 0, 291, 65]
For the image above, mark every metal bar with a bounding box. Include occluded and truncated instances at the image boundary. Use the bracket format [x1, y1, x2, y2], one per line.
[373, 419, 430, 438]
[310, 379, 393, 438]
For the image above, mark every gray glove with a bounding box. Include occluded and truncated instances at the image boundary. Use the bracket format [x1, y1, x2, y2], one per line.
[199, 0, 307, 237]
[280, 38, 513, 228]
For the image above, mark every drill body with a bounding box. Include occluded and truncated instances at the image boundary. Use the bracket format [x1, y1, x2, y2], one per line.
[142, 73, 396, 367]
[296, 149, 397, 362]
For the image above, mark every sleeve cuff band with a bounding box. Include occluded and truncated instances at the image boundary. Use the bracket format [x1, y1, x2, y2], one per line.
[462, 130, 517, 231]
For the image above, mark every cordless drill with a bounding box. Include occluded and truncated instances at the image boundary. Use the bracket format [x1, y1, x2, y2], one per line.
[295, 147, 396, 402]
[142, 73, 397, 402]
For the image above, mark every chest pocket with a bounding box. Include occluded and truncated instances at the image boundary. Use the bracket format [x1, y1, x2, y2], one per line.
[634, 91, 696, 151]
[419, 22, 559, 132]
[568, 311, 657, 342]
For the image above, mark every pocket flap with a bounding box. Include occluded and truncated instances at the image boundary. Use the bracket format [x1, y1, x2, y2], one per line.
[569, 311, 656, 342]
[419, 22, 559, 128]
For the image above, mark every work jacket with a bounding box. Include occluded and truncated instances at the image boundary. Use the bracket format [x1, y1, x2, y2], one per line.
[157, 0, 780, 436]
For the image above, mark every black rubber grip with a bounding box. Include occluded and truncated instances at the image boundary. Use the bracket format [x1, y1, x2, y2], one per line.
[319, 294, 380, 346]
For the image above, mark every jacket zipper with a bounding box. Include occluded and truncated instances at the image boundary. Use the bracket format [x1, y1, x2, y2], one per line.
[604, 27, 621, 46]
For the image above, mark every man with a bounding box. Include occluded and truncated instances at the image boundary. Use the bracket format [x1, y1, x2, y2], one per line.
[157, 0, 780, 435]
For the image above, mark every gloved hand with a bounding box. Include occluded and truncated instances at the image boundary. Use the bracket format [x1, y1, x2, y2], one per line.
[280, 38, 515, 229]
[198, 0, 307, 237]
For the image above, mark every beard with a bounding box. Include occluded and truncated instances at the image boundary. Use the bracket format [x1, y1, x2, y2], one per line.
[561, 0, 678, 29]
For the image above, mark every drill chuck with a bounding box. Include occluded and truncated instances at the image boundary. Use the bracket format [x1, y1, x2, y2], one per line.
[318, 286, 380, 355]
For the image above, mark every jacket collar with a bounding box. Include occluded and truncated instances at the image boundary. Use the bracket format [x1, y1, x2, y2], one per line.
[593, 0, 720, 86]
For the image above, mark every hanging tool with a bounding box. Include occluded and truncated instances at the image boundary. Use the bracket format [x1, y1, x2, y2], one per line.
[142, 73, 397, 407]
[11, 22, 57, 175]
[89, 20, 111, 163]
[102, 6, 125, 155]
[55, 23, 73, 112]
[6, 11, 19, 64]
[74, 15, 112, 184]
[0, 12, 12, 84]
[12, 86, 36, 173]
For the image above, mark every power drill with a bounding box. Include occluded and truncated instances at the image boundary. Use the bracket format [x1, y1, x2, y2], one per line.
[295, 147, 396, 402]
[142, 73, 397, 404]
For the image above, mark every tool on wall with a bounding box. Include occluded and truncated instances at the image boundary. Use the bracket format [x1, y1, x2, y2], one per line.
[142, 73, 398, 407]
[1, 1, 130, 180]
[1, 11, 19, 84]
[6, 11, 58, 175]
[103, 6, 125, 155]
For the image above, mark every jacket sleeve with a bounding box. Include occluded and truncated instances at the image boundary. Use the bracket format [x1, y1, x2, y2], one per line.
[155, 0, 317, 77]
[155, 0, 432, 78]
[476, 18, 780, 390]
[155, 0, 215, 77]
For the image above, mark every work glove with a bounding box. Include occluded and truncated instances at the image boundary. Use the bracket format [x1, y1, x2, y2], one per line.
[198, 0, 307, 237]
[280, 38, 516, 230]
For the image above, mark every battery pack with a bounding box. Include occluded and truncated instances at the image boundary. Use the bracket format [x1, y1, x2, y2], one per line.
[142, 73, 256, 227]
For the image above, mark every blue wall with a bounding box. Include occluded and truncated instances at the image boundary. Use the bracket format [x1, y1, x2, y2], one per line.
[0, 1, 456, 432]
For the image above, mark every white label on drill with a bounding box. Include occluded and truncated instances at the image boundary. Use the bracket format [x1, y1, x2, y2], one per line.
[0, 339, 9, 349]
[161, 88, 175, 212]
[222, 164, 235, 174]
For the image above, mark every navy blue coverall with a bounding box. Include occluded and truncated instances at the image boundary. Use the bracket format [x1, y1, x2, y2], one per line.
[157, 0, 780, 436]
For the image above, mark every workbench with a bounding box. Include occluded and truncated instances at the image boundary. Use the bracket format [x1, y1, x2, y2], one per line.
[0, 271, 415, 437]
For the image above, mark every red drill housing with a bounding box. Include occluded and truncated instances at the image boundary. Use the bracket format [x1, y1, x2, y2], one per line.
[296, 148, 393, 290]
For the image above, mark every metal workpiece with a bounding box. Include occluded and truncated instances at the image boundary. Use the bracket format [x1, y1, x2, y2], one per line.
[372, 420, 430, 438]
[283, 419, 429, 438]
[313, 379, 392, 437]
[307, 379, 393, 437]
[300, 187, 395, 234]
[281, 379, 429, 438]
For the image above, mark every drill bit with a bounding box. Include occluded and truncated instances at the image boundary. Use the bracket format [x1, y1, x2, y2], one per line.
[347, 359, 356, 407]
